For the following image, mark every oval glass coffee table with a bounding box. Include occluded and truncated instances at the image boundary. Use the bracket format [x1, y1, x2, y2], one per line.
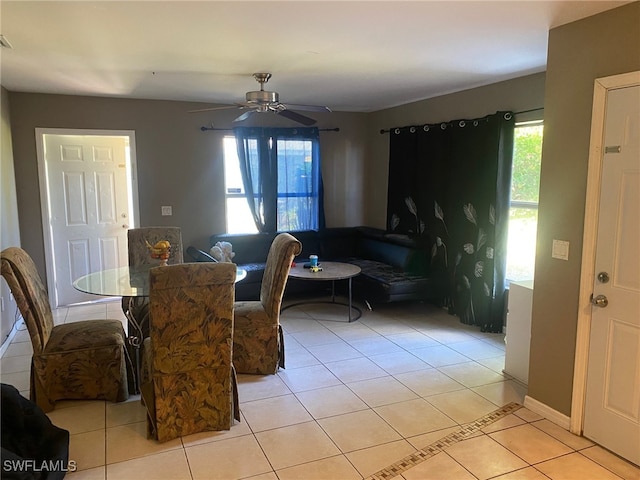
[285, 261, 362, 322]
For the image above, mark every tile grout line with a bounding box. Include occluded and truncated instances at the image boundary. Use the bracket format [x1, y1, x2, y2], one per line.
[103, 401, 108, 477]
[365, 402, 524, 480]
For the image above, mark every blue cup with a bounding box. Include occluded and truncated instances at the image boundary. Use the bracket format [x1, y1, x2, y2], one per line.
[309, 255, 318, 267]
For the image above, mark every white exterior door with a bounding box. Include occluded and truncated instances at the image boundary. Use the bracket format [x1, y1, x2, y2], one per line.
[38, 131, 138, 307]
[583, 85, 640, 465]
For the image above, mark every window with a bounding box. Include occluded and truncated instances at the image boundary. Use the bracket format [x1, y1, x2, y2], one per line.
[275, 138, 318, 232]
[224, 137, 258, 234]
[223, 132, 322, 234]
[506, 121, 543, 282]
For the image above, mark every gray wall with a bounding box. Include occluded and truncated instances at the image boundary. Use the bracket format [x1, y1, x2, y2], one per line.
[1, 87, 22, 344]
[8, 93, 368, 284]
[528, 2, 640, 416]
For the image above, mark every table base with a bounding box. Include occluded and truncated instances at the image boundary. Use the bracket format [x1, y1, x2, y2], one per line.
[124, 297, 149, 394]
[285, 264, 362, 323]
[282, 300, 362, 322]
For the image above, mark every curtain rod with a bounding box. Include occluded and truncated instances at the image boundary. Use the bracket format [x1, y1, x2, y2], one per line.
[379, 107, 544, 134]
[515, 107, 544, 115]
[201, 126, 340, 132]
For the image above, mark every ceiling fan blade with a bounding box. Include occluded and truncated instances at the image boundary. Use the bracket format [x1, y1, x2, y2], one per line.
[188, 104, 238, 114]
[277, 109, 318, 126]
[282, 103, 332, 113]
[234, 110, 256, 123]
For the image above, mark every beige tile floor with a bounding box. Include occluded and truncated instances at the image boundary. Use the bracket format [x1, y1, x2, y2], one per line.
[1, 298, 638, 480]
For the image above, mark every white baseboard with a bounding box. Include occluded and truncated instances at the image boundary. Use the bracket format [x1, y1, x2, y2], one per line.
[524, 395, 571, 430]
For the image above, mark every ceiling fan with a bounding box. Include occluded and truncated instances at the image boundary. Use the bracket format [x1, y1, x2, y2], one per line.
[189, 73, 331, 126]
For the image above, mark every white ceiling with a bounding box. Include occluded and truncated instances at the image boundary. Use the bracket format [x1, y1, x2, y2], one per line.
[0, 1, 631, 112]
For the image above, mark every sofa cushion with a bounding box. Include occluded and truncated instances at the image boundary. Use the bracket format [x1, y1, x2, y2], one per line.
[211, 230, 322, 265]
[347, 258, 430, 296]
[210, 232, 274, 264]
[239, 263, 266, 284]
[319, 228, 358, 260]
[356, 238, 412, 270]
[290, 231, 322, 260]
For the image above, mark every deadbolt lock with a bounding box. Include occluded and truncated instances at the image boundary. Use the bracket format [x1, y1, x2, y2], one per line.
[597, 272, 610, 283]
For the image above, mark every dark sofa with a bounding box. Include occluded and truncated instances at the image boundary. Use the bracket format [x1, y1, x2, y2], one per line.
[208, 227, 442, 305]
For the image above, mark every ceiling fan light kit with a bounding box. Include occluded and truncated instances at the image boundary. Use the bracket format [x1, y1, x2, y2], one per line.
[246, 73, 278, 104]
[246, 90, 279, 104]
[190, 72, 330, 126]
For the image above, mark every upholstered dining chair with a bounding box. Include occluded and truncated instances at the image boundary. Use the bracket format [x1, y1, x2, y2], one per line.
[0, 247, 131, 412]
[233, 232, 302, 375]
[140, 262, 240, 443]
[121, 226, 184, 339]
[126, 227, 184, 267]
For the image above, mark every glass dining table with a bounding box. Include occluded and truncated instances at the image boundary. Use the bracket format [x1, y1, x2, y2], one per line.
[73, 265, 248, 297]
[73, 265, 247, 392]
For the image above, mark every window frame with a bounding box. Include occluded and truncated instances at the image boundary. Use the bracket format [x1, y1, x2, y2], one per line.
[223, 136, 258, 234]
[222, 132, 321, 234]
[506, 118, 543, 283]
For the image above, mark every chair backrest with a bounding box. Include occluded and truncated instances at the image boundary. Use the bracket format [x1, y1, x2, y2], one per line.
[0, 247, 55, 354]
[260, 233, 303, 318]
[148, 262, 236, 375]
[127, 227, 184, 267]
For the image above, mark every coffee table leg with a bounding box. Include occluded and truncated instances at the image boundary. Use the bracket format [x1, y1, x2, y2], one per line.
[348, 277, 353, 322]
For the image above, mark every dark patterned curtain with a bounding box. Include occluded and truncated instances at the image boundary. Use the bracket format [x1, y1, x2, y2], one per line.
[387, 112, 514, 332]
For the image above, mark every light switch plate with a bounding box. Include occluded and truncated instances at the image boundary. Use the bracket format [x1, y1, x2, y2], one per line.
[552, 239, 570, 260]
[161, 206, 172, 216]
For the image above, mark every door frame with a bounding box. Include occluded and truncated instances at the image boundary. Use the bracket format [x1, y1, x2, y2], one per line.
[571, 71, 640, 435]
[35, 128, 140, 307]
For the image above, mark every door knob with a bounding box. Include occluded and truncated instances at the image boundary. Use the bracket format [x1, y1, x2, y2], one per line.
[591, 294, 609, 308]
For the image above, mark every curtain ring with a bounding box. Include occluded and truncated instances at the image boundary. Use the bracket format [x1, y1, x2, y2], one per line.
[504, 112, 513, 120]
[440, 123, 447, 130]
[423, 125, 429, 132]
[459, 121, 466, 127]
[394, 128, 400, 134]
[409, 127, 416, 133]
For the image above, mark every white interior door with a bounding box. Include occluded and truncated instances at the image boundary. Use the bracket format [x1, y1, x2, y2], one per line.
[38, 130, 138, 307]
[583, 85, 640, 465]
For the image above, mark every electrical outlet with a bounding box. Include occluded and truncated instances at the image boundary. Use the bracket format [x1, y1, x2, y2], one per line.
[161, 206, 172, 216]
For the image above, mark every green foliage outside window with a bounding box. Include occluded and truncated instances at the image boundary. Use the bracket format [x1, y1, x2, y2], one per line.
[512, 124, 542, 202]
